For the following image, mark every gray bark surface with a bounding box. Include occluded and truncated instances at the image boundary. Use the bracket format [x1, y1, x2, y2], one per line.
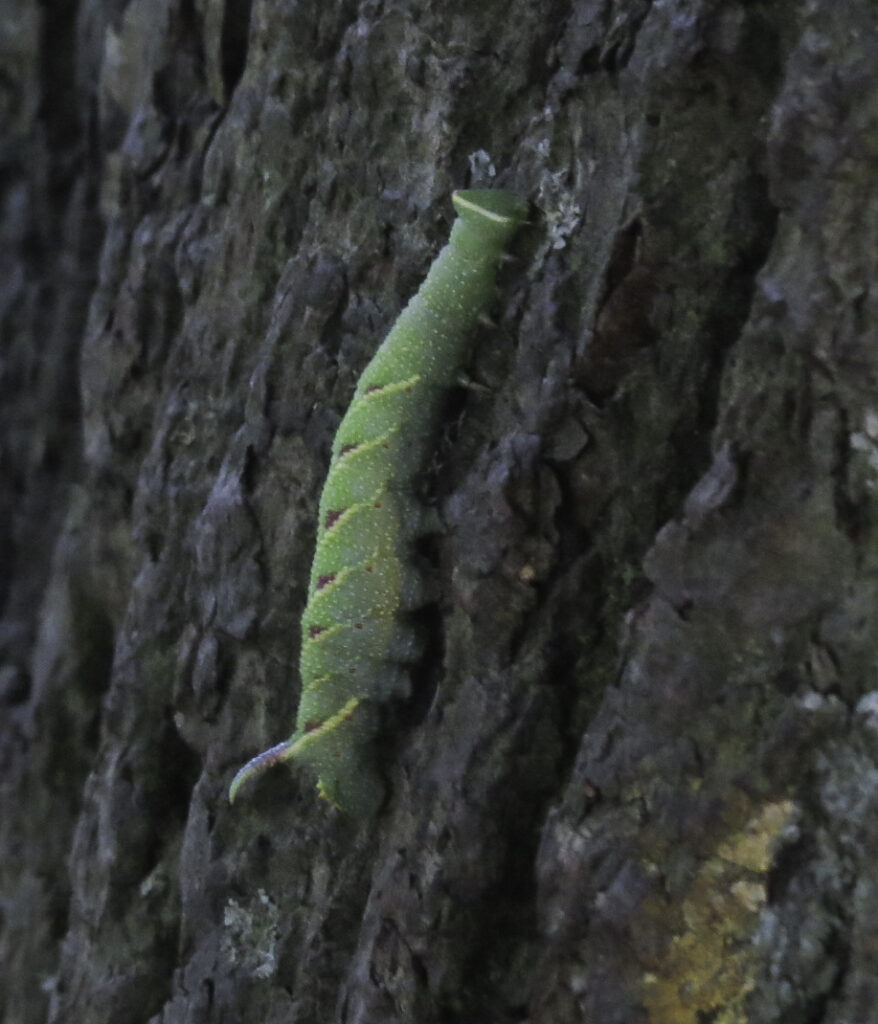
[3, 1, 878, 1022]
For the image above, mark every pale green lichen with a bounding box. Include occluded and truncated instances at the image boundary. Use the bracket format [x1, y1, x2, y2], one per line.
[538, 170, 582, 251]
[222, 888, 281, 979]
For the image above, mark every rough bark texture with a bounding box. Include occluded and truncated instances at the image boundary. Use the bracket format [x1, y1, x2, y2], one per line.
[3, 1, 878, 1022]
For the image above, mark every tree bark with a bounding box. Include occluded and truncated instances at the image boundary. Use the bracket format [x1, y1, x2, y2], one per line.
[3, 1, 878, 1022]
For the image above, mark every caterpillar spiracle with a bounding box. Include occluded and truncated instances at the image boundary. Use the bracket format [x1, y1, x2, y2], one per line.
[228, 189, 528, 816]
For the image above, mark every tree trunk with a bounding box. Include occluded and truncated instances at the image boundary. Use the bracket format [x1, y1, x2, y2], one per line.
[3, 1, 877, 1022]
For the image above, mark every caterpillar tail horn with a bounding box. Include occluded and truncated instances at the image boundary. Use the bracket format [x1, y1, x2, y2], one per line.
[228, 736, 304, 803]
[228, 696, 363, 804]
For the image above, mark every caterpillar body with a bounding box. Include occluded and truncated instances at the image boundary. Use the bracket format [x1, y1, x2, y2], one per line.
[229, 189, 527, 816]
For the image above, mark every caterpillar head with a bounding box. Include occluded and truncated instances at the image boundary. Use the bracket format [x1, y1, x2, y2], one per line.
[450, 190, 528, 255]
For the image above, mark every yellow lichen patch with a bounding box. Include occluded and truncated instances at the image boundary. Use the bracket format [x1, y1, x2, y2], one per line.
[642, 799, 797, 1024]
[716, 799, 796, 873]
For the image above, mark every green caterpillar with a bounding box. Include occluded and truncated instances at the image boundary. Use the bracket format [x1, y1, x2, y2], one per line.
[229, 189, 527, 816]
